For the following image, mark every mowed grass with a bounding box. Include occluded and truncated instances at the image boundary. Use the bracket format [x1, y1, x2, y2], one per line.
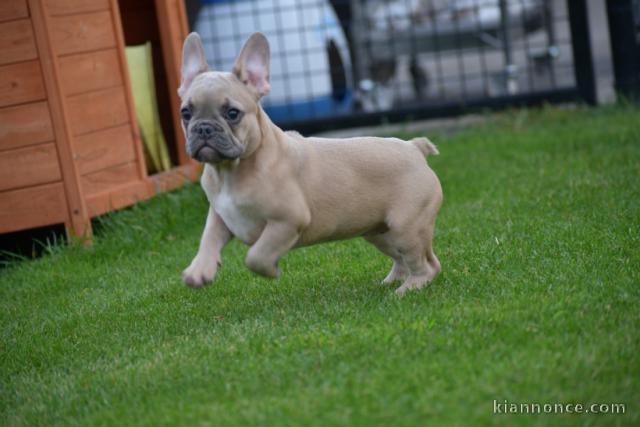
[1, 105, 639, 426]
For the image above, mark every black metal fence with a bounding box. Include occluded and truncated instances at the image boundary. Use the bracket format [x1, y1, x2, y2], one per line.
[607, 0, 640, 100]
[186, 0, 637, 132]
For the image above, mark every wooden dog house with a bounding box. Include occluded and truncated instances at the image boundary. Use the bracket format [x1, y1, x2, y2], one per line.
[0, 0, 198, 240]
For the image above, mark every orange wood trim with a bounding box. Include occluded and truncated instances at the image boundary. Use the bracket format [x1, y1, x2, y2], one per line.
[154, 0, 190, 166]
[108, 0, 148, 182]
[28, 0, 91, 241]
[148, 162, 201, 193]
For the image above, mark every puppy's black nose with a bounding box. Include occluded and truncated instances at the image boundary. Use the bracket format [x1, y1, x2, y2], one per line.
[194, 122, 222, 139]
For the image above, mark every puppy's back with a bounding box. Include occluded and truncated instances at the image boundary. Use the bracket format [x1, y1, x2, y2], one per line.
[302, 135, 431, 172]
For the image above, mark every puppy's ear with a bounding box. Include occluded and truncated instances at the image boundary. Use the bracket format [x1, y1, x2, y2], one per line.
[179, 32, 209, 98]
[232, 32, 271, 98]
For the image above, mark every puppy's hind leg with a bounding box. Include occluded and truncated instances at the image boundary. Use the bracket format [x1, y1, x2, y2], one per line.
[365, 234, 409, 285]
[421, 208, 441, 283]
[395, 218, 441, 296]
[369, 226, 431, 295]
[394, 243, 432, 296]
[424, 233, 441, 284]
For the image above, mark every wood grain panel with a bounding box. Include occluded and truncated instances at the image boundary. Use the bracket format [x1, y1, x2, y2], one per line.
[74, 124, 135, 175]
[0, 19, 37, 65]
[81, 161, 140, 195]
[0, 143, 61, 191]
[0, 182, 68, 233]
[86, 179, 151, 217]
[66, 86, 128, 135]
[46, 0, 110, 16]
[0, 60, 46, 108]
[0, 102, 54, 150]
[0, 0, 28, 23]
[58, 49, 122, 96]
[50, 11, 116, 56]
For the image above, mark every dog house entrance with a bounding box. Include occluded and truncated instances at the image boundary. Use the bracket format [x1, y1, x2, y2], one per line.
[118, 0, 185, 173]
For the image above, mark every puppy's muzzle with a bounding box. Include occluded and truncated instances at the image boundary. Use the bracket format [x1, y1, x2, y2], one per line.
[188, 122, 242, 163]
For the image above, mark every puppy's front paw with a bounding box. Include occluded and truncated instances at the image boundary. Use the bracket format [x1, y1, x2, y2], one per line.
[182, 258, 218, 288]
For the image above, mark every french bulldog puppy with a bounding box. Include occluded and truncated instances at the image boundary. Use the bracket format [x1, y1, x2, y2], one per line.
[179, 32, 443, 295]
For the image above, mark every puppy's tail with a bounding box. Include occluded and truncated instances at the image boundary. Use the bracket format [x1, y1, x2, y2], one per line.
[410, 137, 439, 157]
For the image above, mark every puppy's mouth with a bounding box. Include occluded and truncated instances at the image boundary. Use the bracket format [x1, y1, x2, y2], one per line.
[194, 145, 218, 160]
[190, 139, 242, 163]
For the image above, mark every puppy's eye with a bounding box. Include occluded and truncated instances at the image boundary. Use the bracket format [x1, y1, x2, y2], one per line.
[225, 108, 241, 122]
[180, 107, 192, 122]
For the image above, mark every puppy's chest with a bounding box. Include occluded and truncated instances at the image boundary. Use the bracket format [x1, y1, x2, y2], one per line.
[213, 191, 264, 244]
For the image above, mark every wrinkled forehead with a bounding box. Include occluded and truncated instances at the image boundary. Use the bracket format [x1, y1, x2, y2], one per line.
[184, 71, 255, 112]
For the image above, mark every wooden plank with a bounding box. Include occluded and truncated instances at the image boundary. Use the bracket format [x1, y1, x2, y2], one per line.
[50, 11, 116, 56]
[66, 86, 128, 135]
[0, 19, 38, 65]
[80, 161, 140, 195]
[29, 0, 91, 239]
[0, 143, 61, 191]
[0, 102, 54, 150]
[58, 48, 122, 96]
[45, 0, 110, 16]
[0, 61, 46, 108]
[0, 0, 28, 23]
[86, 179, 151, 217]
[0, 182, 68, 233]
[73, 124, 136, 175]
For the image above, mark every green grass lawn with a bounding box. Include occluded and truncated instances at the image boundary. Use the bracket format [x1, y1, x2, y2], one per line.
[1, 105, 639, 426]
